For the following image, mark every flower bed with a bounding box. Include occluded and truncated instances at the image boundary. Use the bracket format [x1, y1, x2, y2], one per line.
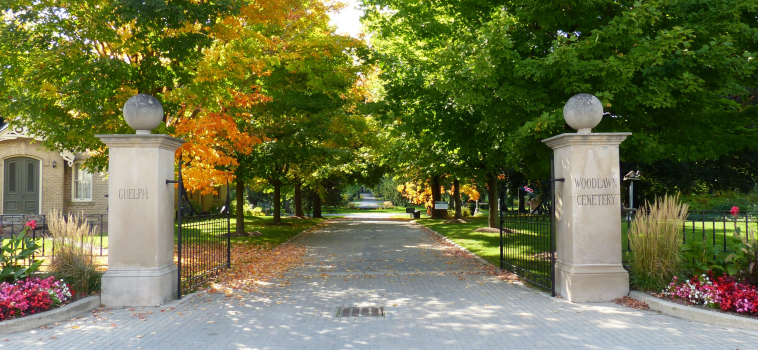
[0, 276, 73, 321]
[663, 274, 758, 315]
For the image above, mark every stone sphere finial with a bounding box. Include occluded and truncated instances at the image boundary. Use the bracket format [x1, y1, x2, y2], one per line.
[563, 93, 603, 134]
[123, 94, 163, 134]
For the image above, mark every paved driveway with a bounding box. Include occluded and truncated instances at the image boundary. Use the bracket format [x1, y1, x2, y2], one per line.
[3, 219, 758, 349]
[351, 193, 382, 209]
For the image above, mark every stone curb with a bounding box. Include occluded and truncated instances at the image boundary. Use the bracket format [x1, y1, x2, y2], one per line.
[0, 295, 101, 335]
[630, 291, 758, 331]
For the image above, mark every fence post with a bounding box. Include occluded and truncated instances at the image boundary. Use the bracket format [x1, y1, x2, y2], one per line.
[176, 160, 183, 300]
[550, 154, 557, 297]
[227, 180, 231, 269]
[499, 189, 504, 270]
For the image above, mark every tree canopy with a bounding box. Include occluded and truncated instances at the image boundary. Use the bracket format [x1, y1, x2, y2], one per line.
[364, 0, 758, 210]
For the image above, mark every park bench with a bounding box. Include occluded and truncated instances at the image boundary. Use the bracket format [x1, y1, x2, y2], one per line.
[405, 207, 420, 219]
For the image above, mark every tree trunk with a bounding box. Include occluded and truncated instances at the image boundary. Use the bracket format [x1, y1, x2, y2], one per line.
[431, 175, 446, 218]
[294, 182, 304, 217]
[313, 191, 322, 218]
[487, 173, 498, 228]
[236, 180, 245, 235]
[272, 179, 282, 224]
[518, 187, 526, 213]
[454, 178, 462, 219]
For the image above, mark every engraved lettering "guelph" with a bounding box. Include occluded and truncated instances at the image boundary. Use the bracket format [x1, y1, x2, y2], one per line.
[118, 189, 148, 200]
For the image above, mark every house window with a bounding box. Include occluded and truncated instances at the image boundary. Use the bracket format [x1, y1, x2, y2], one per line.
[72, 162, 92, 201]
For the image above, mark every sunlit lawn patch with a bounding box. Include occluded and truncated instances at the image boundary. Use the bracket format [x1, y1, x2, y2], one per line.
[417, 217, 500, 266]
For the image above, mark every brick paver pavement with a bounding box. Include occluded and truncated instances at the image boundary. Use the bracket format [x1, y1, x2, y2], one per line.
[2, 218, 758, 349]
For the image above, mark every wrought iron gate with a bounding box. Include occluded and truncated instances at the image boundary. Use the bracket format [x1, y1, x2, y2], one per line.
[171, 162, 231, 299]
[499, 156, 558, 296]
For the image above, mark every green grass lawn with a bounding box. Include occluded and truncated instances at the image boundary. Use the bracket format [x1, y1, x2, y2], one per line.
[173, 215, 328, 247]
[621, 220, 751, 252]
[419, 216, 750, 285]
[3, 215, 326, 261]
[228, 216, 327, 247]
[418, 217, 500, 265]
[1, 232, 109, 256]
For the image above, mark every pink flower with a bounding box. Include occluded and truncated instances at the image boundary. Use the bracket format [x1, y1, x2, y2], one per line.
[25, 220, 36, 230]
[731, 206, 740, 217]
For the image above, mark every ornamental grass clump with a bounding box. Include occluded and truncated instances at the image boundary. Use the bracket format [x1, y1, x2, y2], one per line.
[47, 209, 100, 298]
[628, 194, 689, 291]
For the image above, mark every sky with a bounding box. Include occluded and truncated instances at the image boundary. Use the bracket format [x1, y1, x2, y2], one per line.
[329, 0, 364, 38]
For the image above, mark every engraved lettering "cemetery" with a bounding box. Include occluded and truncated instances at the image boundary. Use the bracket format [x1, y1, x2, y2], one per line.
[576, 194, 617, 206]
[119, 189, 148, 200]
[574, 177, 618, 189]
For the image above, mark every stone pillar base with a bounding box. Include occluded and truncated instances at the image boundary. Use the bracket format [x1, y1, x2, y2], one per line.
[101, 264, 178, 307]
[556, 262, 629, 303]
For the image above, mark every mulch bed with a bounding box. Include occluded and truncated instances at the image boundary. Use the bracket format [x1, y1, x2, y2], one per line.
[443, 218, 472, 224]
[613, 296, 649, 310]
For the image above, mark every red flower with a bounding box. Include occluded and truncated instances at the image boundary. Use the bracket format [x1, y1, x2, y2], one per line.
[25, 220, 36, 230]
[731, 206, 740, 217]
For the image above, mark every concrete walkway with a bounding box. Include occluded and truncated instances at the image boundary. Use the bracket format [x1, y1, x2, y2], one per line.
[352, 193, 382, 209]
[3, 219, 758, 349]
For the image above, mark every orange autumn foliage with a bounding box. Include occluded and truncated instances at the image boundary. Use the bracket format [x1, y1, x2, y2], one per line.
[168, 0, 350, 194]
[397, 182, 445, 209]
[448, 183, 481, 202]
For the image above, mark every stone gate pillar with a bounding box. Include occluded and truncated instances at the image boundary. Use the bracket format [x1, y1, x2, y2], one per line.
[542, 94, 631, 302]
[97, 94, 184, 307]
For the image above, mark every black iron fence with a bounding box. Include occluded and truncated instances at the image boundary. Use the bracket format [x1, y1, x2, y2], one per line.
[1, 214, 108, 268]
[622, 210, 758, 255]
[173, 162, 230, 298]
[176, 212, 230, 296]
[500, 211, 554, 291]
[498, 159, 558, 295]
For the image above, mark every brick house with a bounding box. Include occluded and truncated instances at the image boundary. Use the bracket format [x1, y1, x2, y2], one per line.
[0, 123, 108, 217]
[0, 123, 229, 219]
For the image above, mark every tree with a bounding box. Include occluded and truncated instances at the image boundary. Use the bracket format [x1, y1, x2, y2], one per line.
[364, 0, 758, 225]
[237, 8, 372, 224]
[0, 0, 241, 171]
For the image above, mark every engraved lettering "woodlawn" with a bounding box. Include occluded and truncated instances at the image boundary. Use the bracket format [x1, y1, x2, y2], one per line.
[119, 189, 148, 199]
[574, 177, 618, 189]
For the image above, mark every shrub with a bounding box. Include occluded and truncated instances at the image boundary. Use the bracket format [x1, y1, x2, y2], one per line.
[346, 202, 357, 209]
[249, 207, 265, 216]
[682, 191, 758, 212]
[47, 209, 101, 298]
[1, 221, 42, 283]
[445, 207, 472, 218]
[681, 237, 728, 278]
[383, 201, 394, 209]
[726, 223, 758, 286]
[628, 194, 688, 291]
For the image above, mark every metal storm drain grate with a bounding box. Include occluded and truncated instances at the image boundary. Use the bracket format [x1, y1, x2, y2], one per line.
[336, 307, 384, 317]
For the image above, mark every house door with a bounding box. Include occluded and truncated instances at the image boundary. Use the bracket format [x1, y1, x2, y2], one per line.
[4, 157, 40, 214]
